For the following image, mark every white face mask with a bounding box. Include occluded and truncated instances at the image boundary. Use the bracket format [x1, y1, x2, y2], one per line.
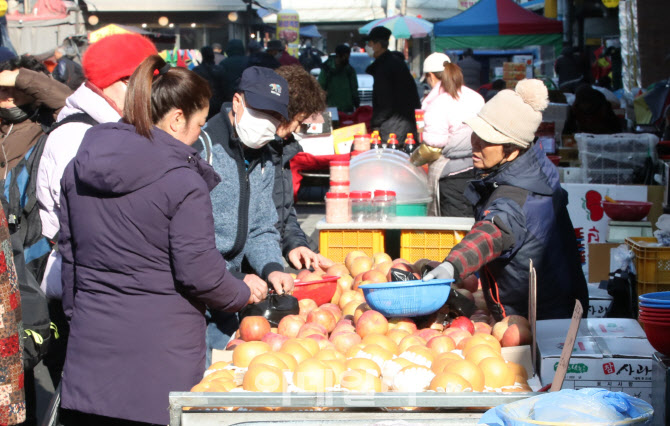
[365, 45, 375, 58]
[234, 100, 281, 149]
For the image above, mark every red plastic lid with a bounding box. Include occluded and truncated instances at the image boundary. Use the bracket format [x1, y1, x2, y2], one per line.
[374, 190, 396, 197]
[330, 180, 350, 186]
[388, 139, 399, 144]
[325, 192, 349, 199]
[330, 160, 350, 166]
[349, 191, 372, 199]
[354, 133, 370, 138]
[350, 151, 363, 157]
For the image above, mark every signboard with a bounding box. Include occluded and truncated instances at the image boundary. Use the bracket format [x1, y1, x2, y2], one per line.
[458, 0, 479, 10]
[88, 24, 135, 43]
[276, 9, 299, 58]
[563, 184, 647, 278]
[602, 0, 619, 8]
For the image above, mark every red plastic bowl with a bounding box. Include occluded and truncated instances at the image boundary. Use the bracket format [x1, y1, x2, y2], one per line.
[602, 200, 652, 221]
[292, 275, 338, 306]
[547, 155, 561, 166]
[640, 318, 670, 356]
[639, 305, 670, 314]
[639, 312, 670, 321]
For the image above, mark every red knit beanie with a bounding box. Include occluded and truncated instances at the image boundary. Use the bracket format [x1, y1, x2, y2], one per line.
[83, 33, 157, 89]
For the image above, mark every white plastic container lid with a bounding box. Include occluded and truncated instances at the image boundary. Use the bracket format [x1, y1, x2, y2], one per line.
[349, 149, 431, 205]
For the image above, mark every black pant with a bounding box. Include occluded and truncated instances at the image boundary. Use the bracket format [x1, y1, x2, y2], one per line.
[43, 300, 70, 388]
[438, 169, 475, 218]
[59, 409, 162, 426]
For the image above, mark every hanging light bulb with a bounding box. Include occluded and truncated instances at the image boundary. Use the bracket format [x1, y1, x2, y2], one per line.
[228, 12, 238, 22]
[87, 15, 99, 26]
[158, 16, 169, 26]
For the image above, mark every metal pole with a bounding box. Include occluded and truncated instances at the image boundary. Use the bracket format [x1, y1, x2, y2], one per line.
[400, 0, 407, 15]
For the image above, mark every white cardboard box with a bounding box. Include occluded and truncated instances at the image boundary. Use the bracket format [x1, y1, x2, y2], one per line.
[587, 284, 613, 318]
[537, 318, 655, 403]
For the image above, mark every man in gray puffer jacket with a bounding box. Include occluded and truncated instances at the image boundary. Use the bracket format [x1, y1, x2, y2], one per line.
[198, 67, 294, 363]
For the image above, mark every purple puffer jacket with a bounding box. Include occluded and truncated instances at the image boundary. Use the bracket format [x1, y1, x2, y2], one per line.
[58, 121, 250, 425]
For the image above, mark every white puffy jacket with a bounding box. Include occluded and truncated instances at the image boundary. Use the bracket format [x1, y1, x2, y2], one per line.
[36, 83, 121, 299]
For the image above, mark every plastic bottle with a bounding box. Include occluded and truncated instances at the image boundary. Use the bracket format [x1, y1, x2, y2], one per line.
[353, 133, 371, 152]
[404, 133, 417, 155]
[330, 160, 350, 182]
[373, 190, 396, 221]
[387, 133, 399, 150]
[370, 132, 382, 151]
[325, 192, 350, 223]
[350, 191, 373, 222]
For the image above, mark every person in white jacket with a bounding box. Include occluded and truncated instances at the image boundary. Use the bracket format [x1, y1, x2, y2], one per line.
[35, 33, 157, 386]
[411, 52, 485, 217]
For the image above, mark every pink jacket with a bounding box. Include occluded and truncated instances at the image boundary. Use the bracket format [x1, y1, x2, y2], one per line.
[421, 84, 484, 154]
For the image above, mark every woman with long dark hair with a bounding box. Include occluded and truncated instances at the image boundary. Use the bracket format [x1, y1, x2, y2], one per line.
[58, 55, 263, 426]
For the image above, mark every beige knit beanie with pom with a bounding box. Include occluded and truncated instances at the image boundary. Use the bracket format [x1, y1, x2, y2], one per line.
[464, 79, 549, 149]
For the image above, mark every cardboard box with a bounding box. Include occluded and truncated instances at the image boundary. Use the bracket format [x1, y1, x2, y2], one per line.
[537, 318, 655, 403]
[588, 243, 620, 283]
[587, 283, 612, 318]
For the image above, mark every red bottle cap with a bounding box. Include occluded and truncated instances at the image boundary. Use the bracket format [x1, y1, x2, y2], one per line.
[330, 160, 350, 166]
[349, 191, 372, 199]
[374, 190, 396, 197]
[325, 192, 349, 199]
[329, 180, 350, 186]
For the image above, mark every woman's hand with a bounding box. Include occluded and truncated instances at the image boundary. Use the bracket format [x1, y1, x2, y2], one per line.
[288, 246, 334, 271]
[244, 274, 268, 304]
[267, 271, 294, 295]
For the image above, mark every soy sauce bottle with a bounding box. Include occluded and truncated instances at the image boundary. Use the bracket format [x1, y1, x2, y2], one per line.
[387, 133, 399, 150]
[404, 133, 417, 155]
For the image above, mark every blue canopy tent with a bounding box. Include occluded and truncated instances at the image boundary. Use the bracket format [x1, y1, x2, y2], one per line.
[434, 0, 563, 53]
[300, 25, 322, 38]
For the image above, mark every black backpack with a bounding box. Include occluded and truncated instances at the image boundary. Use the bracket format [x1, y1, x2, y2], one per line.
[0, 112, 98, 370]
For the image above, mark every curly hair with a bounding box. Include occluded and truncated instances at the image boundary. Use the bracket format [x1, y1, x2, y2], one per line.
[275, 65, 326, 120]
[0, 55, 50, 75]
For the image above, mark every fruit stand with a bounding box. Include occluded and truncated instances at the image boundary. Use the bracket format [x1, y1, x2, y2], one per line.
[167, 391, 540, 425]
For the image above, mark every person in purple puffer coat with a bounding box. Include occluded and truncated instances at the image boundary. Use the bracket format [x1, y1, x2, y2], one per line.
[57, 55, 265, 426]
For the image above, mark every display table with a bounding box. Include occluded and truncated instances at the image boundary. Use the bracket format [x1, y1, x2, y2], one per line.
[315, 217, 475, 263]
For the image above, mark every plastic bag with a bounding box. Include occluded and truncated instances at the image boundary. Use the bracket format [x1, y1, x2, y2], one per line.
[611, 244, 634, 273]
[388, 268, 415, 282]
[478, 388, 654, 425]
[238, 294, 299, 327]
[654, 214, 670, 246]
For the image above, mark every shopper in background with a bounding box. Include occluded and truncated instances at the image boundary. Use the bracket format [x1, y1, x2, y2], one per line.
[211, 42, 225, 65]
[193, 45, 225, 119]
[457, 48, 482, 91]
[318, 44, 359, 113]
[58, 55, 257, 426]
[273, 65, 333, 270]
[52, 42, 85, 91]
[219, 39, 248, 102]
[411, 52, 484, 217]
[198, 66, 294, 364]
[424, 79, 588, 321]
[267, 39, 299, 67]
[37, 33, 158, 394]
[364, 26, 420, 145]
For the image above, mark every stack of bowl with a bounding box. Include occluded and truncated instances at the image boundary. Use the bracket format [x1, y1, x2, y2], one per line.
[639, 291, 670, 356]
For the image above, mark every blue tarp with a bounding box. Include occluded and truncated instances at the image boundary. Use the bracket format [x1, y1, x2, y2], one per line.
[300, 25, 322, 38]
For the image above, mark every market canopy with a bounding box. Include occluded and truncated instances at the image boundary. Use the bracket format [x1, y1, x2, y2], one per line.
[434, 0, 562, 52]
[359, 14, 433, 39]
[300, 25, 322, 38]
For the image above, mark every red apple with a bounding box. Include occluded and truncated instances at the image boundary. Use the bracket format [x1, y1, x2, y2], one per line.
[388, 317, 417, 334]
[355, 310, 389, 338]
[362, 269, 387, 283]
[330, 331, 361, 353]
[449, 316, 475, 335]
[345, 250, 368, 271]
[239, 316, 271, 341]
[297, 322, 328, 338]
[306, 308, 337, 333]
[298, 299, 318, 319]
[277, 314, 305, 338]
[474, 322, 492, 335]
[350, 256, 373, 277]
[415, 328, 441, 341]
[374, 260, 394, 277]
[372, 252, 392, 266]
[320, 303, 343, 321]
[296, 269, 311, 281]
[501, 324, 531, 347]
[225, 338, 245, 350]
[261, 332, 288, 351]
[442, 328, 472, 349]
[461, 274, 479, 293]
[326, 263, 350, 277]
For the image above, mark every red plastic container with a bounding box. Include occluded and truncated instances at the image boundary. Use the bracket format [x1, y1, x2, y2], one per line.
[639, 306, 670, 314]
[639, 312, 670, 321]
[547, 155, 561, 166]
[292, 275, 338, 306]
[602, 200, 652, 221]
[639, 318, 670, 356]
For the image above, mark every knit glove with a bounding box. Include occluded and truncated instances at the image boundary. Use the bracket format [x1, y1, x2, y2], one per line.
[422, 261, 454, 281]
[410, 143, 443, 167]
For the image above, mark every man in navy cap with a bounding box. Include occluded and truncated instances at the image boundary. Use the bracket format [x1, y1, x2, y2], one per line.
[365, 26, 420, 146]
[197, 66, 295, 364]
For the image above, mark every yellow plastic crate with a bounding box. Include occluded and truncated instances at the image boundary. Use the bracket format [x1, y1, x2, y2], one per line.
[400, 229, 466, 263]
[319, 229, 385, 263]
[625, 237, 670, 295]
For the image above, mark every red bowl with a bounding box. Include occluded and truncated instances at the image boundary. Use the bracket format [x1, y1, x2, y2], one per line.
[292, 275, 338, 306]
[639, 312, 670, 321]
[640, 318, 670, 356]
[602, 200, 652, 221]
[639, 306, 670, 315]
[547, 155, 561, 166]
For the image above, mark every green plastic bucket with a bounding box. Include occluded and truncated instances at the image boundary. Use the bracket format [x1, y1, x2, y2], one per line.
[396, 202, 428, 216]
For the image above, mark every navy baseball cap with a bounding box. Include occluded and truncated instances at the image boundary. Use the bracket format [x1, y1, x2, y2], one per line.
[239, 66, 289, 120]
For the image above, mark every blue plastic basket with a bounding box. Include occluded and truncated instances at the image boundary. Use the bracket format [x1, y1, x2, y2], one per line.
[639, 291, 670, 304]
[358, 279, 453, 317]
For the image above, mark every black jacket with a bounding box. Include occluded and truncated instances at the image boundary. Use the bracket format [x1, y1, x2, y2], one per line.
[464, 143, 589, 320]
[366, 51, 420, 145]
[268, 137, 317, 260]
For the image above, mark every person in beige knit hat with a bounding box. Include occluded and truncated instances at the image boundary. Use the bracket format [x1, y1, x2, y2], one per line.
[424, 79, 589, 322]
